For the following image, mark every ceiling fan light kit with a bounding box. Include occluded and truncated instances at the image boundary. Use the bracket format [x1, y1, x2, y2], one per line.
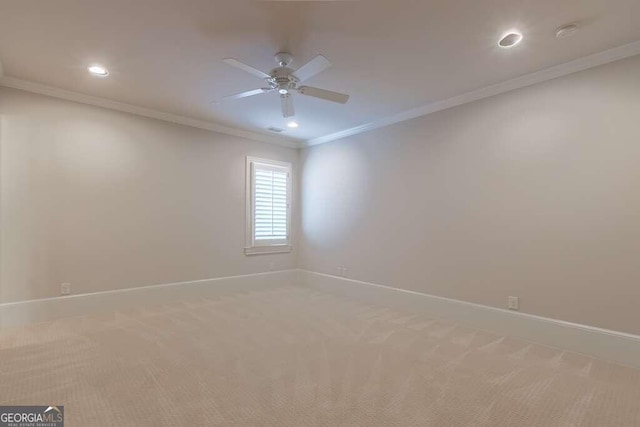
[220, 52, 350, 119]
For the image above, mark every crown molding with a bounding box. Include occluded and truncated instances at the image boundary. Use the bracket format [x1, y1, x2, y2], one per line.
[304, 39, 640, 147]
[0, 76, 303, 149]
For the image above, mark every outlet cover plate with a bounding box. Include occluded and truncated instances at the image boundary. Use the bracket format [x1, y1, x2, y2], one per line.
[61, 283, 71, 295]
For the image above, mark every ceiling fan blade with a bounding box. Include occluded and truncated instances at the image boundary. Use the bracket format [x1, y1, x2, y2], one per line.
[216, 88, 270, 102]
[297, 86, 350, 104]
[293, 55, 331, 82]
[281, 94, 295, 118]
[222, 58, 271, 80]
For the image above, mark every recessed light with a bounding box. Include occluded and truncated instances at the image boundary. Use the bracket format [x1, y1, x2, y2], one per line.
[498, 32, 523, 48]
[287, 121, 298, 128]
[88, 65, 109, 77]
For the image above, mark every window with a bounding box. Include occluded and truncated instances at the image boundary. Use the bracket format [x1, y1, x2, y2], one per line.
[245, 157, 292, 255]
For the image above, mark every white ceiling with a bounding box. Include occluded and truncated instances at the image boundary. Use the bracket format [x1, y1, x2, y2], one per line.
[1, 0, 640, 143]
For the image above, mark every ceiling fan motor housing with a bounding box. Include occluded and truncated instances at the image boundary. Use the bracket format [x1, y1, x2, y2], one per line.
[269, 67, 298, 94]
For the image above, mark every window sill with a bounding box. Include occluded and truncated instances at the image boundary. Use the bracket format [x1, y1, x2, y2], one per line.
[244, 245, 292, 256]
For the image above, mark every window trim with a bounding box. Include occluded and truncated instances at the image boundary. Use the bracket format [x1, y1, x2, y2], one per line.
[244, 156, 292, 256]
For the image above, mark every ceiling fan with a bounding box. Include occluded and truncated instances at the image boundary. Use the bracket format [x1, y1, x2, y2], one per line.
[219, 52, 350, 118]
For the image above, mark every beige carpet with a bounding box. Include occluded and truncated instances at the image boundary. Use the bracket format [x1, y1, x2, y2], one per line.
[1, 285, 639, 426]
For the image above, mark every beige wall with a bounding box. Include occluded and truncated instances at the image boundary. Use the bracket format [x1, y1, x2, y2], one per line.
[299, 55, 640, 335]
[0, 87, 298, 303]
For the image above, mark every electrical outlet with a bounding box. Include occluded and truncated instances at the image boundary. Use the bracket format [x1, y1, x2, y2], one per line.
[61, 283, 71, 295]
[507, 296, 519, 310]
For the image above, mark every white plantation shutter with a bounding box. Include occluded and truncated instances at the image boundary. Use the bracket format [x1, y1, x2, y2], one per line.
[246, 158, 292, 253]
[253, 165, 288, 241]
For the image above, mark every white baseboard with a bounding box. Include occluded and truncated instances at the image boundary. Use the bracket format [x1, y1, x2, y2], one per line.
[0, 270, 296, 328]
[296, 269, 640, 369]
